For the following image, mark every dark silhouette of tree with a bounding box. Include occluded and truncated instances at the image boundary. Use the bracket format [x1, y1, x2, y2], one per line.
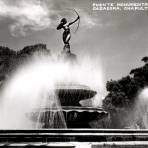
[0, 44, 50, 83]
[17, 44, 50, 56]
[141, 56, 148, 63]
[0, 46, 16, 81]
[103, 57, 148, 128]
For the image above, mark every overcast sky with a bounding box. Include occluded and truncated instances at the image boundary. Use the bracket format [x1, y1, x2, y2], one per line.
[0, 0, 148, 82]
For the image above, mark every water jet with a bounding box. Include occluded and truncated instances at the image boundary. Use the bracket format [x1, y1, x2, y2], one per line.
[29, 83, 108, 128]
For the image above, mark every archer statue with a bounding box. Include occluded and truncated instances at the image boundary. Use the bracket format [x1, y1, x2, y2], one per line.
[57, 9, 80, 53]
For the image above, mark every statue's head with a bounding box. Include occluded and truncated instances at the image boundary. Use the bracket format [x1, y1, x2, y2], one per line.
[60, 18, 67, 25]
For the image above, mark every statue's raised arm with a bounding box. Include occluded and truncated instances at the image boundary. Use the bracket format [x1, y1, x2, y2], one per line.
[68, 15, 80, 27]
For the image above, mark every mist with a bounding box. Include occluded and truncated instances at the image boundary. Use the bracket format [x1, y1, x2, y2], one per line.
[0, 52, 104, 129]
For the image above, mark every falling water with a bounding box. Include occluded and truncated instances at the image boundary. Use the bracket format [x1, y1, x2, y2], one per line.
[136, 88, 148, 129]
[35, 91, 67, 128]
[0, 52, 104, 129]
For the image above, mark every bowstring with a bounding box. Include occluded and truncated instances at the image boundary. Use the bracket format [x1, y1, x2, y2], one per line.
[65, 8, 80, 33]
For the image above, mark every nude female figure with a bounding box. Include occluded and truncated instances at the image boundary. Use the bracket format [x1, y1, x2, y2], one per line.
[57, 15, 80, 52]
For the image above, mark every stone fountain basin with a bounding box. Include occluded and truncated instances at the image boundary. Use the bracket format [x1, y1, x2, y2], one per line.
[55, 84, 97, 106]
[29, 106, 108, 128]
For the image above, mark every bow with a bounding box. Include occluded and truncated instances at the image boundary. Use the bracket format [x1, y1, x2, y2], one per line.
[66, 8, 80, 33]
[73, 9, 80, 33]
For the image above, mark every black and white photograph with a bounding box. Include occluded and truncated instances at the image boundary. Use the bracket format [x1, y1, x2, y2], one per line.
[0, 0, 148, 147]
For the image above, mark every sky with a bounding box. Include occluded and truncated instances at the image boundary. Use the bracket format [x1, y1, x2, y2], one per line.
[0, 0, 148, 82]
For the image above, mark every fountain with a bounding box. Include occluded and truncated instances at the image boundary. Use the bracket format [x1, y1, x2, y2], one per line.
[27, 24, 108, 128]
[26, 11, 106, 129]
[29, 83, 108, 128]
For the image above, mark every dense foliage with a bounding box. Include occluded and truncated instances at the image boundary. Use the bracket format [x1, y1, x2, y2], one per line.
[103, 57, 148, 128]
[0, 44, 50, 83]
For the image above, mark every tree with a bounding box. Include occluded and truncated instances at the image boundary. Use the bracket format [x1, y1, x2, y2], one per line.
[103, 57, 148, 128]
[0, 44, 50, 80]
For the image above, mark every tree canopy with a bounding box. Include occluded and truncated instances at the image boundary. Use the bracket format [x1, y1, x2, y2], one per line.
[103, 57, 148, 128]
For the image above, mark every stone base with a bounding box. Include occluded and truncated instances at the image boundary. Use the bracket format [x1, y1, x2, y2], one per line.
[0, 129, 148, 147]
[30, 107, 108, 128]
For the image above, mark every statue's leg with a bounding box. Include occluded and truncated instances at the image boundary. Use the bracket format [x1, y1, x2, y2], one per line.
[63, 32, 67, 44]
[63, 32, 71, 53]
[65, 33, 71, 44]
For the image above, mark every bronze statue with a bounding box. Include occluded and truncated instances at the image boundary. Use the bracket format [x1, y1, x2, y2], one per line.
[57, 10, 80, 53]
